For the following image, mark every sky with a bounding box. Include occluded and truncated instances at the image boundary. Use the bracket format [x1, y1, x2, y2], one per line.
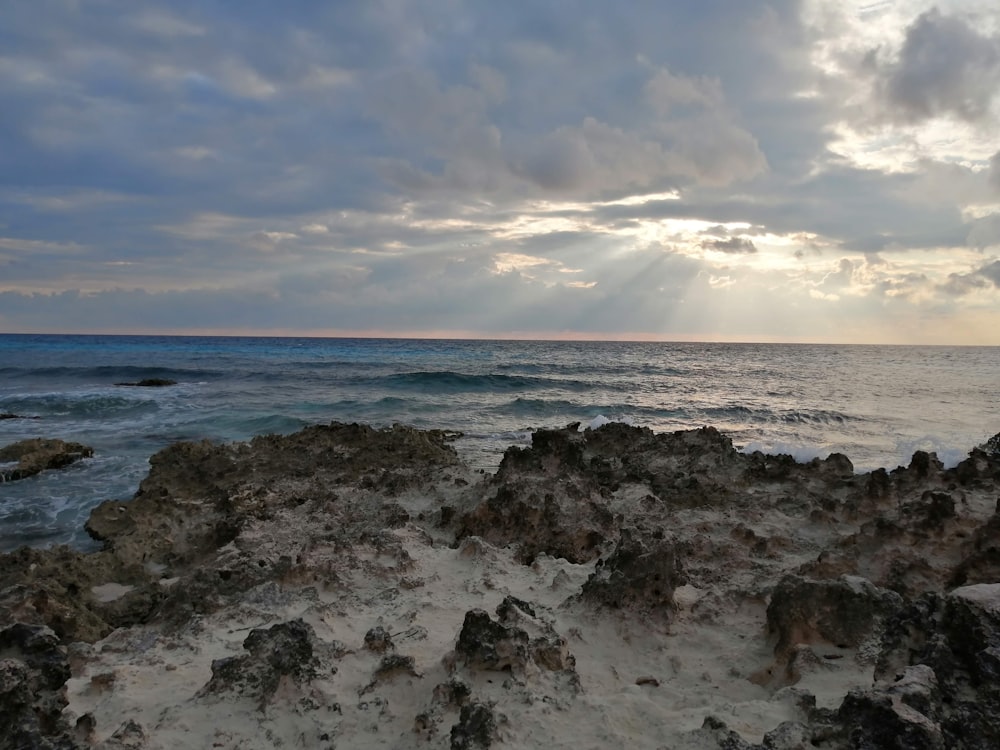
[2, 1, 1000, 344]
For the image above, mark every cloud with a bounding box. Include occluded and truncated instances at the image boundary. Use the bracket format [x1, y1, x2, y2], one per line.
[872, 9, 1000, 123]
[1, 1, 999, 342]
[939, 259, 1000, 295]
[702, 237, 757, 254]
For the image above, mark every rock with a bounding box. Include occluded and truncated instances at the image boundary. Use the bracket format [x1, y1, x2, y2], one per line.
[0, 413, 40, 420]
[97, 719, 147, 749]
[845, 583, 1000, 748]
[763, 574, 903, 675]
[200, 619, 322, 705]
[454, 597, 576, 676]
[114, 379, 177, 387]
[0, 622, 84, 749]
[0, 438, 94, 481]
[450, 702, 497, 750]
[364, 625, 394, 653]
[978, 432, 1000, 457]
[579, 529, 682, 617]
[454, 609, 529, 672]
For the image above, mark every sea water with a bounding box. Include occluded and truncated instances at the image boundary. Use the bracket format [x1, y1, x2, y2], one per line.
[1, 334, 998, 552]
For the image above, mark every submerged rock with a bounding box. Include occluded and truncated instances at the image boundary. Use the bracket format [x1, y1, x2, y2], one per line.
[114, 378, 177, 387]
[0, 438, 93, 482]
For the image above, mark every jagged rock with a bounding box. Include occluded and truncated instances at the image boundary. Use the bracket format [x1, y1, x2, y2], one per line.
[454, 597, 576, 677]
[950, 511, 1000, 587]
[455, 609, 529, 672]
[580, 529, 682, 616]
[364, 625, 393, 653]
[870, 583, 1000, 748]
[765, 574, 903, 665]
[200, 619, 322, 705]
[114, 379, 177, 387]
[978, 432, 1000, 457]
[456, 424, 747, 565]
[450, 701, 497, 750]
[0, 623, 84, 749]
[0, 545, 154, 643]
[96, 719, 147, 749]
[0, 438, 94, 481]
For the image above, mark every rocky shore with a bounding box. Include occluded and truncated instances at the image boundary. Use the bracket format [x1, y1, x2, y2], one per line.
[2, 422, 999, 749]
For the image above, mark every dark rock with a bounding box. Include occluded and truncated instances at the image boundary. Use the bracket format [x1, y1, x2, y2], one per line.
[765, 574, 903, 663]
[364, 625, 393, 653]
[580, 529, 682, 616]
[0, 413, 40, 420]
[99, 719, 147, 749]
[0, 438, 94, 481]
[450, 702, 497, 750]
[201, 619, 321, 705]
[979, 432, 1000, 458]
[373, 652, 418, 680]
[0, 623, 84, 749]
[114, 379, 177, 387]
[833, 686, 945, 749]
[454, 609, 529, 672]
[857, 583, 1000, 748]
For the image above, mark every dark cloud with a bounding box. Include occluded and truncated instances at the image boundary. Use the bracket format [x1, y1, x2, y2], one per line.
[874, 9, 1000, 123]
[702, 237, 757, 254]
[938, 259, 1000, 296]
[0, 1, 998, 340]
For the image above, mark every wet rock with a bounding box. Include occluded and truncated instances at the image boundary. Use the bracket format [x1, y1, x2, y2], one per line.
[978, 431, 1000, 458]
[0, 623, 84, 749]
[0, 413, 40, 420]
[580, 529, 682, 617]
[450, 701, 497, 750]
[114, 378, 177, 387]
[765, 574, 903, 663]
[200, 619, 322, 705]
[0, 438, 94, 481]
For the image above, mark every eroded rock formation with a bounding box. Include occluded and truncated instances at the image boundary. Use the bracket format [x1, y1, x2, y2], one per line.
[0, 422, 997, 749]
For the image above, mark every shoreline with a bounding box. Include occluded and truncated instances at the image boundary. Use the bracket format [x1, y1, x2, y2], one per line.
[2, 421, 1000, 748]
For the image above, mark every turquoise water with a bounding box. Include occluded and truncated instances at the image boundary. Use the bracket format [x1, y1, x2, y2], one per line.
[1, 334, 998, 551]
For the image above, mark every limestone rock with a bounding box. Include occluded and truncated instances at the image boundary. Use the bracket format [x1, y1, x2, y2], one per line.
[0, 438, 93, 481]
[0, 623, 84, 749]
[765, 574, 903, 665]
[200, 619, 323, 705]
[580, 529, 682, 617]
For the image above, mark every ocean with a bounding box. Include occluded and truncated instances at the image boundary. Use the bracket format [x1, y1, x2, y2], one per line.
[1, 334, 998, 553]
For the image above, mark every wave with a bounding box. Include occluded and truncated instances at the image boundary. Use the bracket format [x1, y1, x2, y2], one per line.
[700, 405, 861, 426]
[0, 393, 159, 418]
[379, 371, 595, 393]
[0, 365, 223, 382]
